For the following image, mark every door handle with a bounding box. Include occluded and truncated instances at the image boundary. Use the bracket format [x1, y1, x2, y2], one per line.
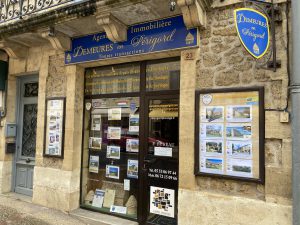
[26, 158, 31, 163]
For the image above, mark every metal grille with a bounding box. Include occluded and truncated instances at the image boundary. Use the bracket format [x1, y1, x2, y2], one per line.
[0, 0, 74, 24]
[21, 104, 37, 157]
[24, 82, 38, 97]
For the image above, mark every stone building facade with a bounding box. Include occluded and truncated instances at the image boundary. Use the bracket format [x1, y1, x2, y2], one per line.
[0, 0, 293, 225]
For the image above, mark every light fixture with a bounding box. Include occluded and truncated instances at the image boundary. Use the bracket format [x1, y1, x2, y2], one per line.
[169, 0, 176, 12]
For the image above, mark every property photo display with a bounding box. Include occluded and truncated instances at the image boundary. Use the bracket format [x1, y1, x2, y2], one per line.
[81, 96, 140, 219]
[195, 88, 264, 183]
[44, 98, 65, 158]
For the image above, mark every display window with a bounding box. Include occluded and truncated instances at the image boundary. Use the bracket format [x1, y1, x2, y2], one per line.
[195, 87, 265, 183]
[82, 97, 140, 218]
[81, 58, 180, 223]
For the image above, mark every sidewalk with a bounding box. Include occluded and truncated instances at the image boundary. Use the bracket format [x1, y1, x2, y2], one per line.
[0, 193, 113, 225]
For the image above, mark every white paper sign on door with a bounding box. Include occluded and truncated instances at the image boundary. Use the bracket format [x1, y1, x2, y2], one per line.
[154, 147, 172, 157]
[150, 186, 175, 218]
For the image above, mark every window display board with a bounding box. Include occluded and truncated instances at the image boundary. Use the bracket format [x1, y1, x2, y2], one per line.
[195, 87, 265, 183]
[44, 97, 66, 158]
[82, 97, 140, 219]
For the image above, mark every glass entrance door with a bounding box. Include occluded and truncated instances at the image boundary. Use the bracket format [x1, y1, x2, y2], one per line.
[143, 97, 179, 225]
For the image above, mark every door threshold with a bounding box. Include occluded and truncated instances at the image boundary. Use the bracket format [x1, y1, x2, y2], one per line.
[0, 192, 32, 203]
[70, 208, 138, 225]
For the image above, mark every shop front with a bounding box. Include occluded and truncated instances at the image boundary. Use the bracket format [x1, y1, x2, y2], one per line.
[0, 1, 293, 225]
[63, 15, 198, 224]
[81, 59, 180, 224]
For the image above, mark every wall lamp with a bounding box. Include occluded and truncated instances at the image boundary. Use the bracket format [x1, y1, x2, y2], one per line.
[169, 0, 176, 11]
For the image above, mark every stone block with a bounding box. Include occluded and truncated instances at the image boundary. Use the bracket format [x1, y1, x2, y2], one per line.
[240, 72, 254, 84]
[0, 161, 13, 193]
[196, 177, 264, 200]
[233, 62, 253, 72]
[212, 26, 236, 36]
[265, 167, 292, 199]
[202, 53, 222, 67]
[215, 69, 240, 86]
[201, 38, 209, 45]
[282, 138, 292, 169]
[196, 69, 214, 88]
[211, 43, 231, 54]
[265, 139, 282, 167]
[265, 111, 291, 139]
[9, 58, 26, 74]
[211, 37, 222, 43]
[254, 69, 271, 82]
[32, 166, 80, 211]
[178, 189, 292, 225]
[225, 54, 244, 65]
[27, 47, 43, 72]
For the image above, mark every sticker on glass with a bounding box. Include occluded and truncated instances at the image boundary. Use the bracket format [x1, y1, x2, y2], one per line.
[150, 186, 175, 218]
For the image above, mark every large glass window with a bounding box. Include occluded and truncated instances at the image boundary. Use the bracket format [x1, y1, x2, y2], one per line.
[146, 60, 180, 91]
[82, 97, 140, 218]
[85, 63, 140, 95]
[81, 59, 180, 221]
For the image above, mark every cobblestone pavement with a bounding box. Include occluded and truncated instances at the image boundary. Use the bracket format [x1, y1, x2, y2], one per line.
[0, 194, 88, 225]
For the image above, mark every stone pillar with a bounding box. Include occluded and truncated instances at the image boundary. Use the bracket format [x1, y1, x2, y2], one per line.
[178, 49, 199, 191]
[0, 73, 17, 193]
[32, 64, 84, 212]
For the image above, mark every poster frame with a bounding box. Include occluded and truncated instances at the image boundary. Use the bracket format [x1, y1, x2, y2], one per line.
[194, 87, 265, 184]
[43, 97, 66, 159]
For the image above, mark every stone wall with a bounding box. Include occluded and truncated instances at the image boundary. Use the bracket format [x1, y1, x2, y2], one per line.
[178, 2, 292, 225]
[33, 53, 85, 211]
[0, 42, 84, 211]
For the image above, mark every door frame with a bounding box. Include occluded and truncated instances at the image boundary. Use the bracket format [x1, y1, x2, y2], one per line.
[12, 75, 39, 195]
[139, 93, 180, 225]
[79, 58, 180, 225]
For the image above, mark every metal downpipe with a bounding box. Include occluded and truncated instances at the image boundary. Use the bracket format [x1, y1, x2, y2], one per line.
[291, 0, 300, 224]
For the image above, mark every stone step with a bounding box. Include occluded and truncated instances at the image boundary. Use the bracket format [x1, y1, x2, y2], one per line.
[70, 208, 138, 225]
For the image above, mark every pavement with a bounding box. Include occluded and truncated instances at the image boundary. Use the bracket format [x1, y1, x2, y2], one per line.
[0, 193, 138, 225]
[0, 193, 111, 225]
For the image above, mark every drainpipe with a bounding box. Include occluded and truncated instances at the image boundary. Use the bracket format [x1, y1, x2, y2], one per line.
[291, 0, 300, 225]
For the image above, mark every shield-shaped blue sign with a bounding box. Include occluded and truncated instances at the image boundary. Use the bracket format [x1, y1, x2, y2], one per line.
[234, 8, 270, 59]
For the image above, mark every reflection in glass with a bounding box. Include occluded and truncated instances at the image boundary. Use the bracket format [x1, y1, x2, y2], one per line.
[146, 99, 179, 225]
[146, 60, 180, 91]
[148, 99, 179, 157]
[85, 63, 140, 95]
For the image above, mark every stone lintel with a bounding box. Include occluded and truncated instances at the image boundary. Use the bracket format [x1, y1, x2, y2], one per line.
[38, 27, 71, 51]
[96, 13, 127, 43]
[178, 0, 212, 29]
[0, 40, 28, 59]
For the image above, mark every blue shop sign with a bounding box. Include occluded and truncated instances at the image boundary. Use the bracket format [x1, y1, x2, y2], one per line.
[234, 8, 270, 59]
[65, 16, 197, 64]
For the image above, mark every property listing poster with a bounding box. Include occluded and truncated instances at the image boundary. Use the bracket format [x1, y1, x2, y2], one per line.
[199, 91, 260, 179]
[45, 99, 64, 156]
[150, 186, 175, 218]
